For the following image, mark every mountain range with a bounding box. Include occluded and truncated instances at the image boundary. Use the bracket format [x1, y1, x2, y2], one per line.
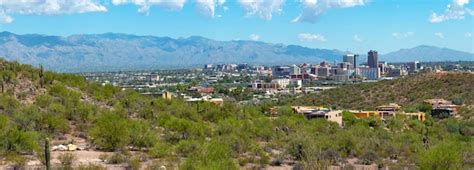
[382, 45, 473, 62]
[0, 32, 472, 72]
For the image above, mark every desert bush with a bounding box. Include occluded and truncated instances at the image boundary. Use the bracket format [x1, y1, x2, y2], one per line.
[58, 153, 75, 169]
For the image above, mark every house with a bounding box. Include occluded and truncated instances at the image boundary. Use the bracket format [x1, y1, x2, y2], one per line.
[424, 99, 452, 108]
[185, 95, 224, 107]
[291, 106, 343, 126]
[349, 103, 426, 121]
[424, 99, 459, 117]
[349, 110, 380, 118]
[402, 112, 426, 121]
[376, 103, 401, 119]
[197, 87, 214, 94]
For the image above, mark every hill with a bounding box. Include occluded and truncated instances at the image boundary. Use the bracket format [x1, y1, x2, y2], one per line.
[0, 32, 344, 72]
[382, 45, 474, 62]
[0, 59, 472, 169]
[295, 72, 474, 110]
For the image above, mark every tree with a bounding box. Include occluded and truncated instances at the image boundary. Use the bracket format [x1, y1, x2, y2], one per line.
[0, 125, 39, 154]
[176, 83, 188, 92]
[89, 113, 130, 151]
[418, 142, 462, 170]
[129, 120, 157, 149]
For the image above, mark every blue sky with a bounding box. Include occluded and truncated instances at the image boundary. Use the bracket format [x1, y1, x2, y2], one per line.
[0, 0, 472, 54]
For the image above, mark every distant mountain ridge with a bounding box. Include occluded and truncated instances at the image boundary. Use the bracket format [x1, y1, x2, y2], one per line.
[0, 32, 345, 72]
[382, 45, 473, 62]
[0, 32, 472, 72]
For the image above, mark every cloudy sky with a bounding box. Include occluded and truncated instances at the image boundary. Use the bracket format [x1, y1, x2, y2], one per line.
[0, 0, 473, 54]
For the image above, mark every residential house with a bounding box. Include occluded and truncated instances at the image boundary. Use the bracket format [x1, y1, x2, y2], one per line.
[292, 106, 343, 126]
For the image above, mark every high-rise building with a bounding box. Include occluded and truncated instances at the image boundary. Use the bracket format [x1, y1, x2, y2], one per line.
[408, 61, 420, 72]
[343, 54, 358, 68]
[368, 50, 378, 68]
[291, 64, 301, 75]
[272, 66, 291, 77]
[317, 67, 330, 77]
[204, 64, 213, 69]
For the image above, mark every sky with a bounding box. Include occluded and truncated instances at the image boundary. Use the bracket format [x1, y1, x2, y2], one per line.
[0, 0, 473, 54]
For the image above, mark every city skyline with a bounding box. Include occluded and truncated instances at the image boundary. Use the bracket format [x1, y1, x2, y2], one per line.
[0, 0, 472, 54]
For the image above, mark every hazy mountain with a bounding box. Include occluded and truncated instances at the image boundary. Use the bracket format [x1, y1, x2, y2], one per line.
[1, 32, 472, 72]
[0, 32, 345, 72]
[382, 45, 473, 62]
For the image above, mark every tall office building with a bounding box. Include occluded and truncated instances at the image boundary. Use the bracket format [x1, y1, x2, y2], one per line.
[317, 67, 330, 77]
[291, 64, 301, 75]
[343, 54, 358, 69]
[408, 61, 420, 72]
[368, 50, 378, 68]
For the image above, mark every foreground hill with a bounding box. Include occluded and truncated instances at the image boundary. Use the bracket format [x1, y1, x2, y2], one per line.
[0, 59, 472, 169]
[295, 72, 474, 110]
[0, 31, 344, 72]
[382, 45, 474, 62]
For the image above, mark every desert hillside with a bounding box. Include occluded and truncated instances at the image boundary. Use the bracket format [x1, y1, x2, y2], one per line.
[0, 59, 472, 169]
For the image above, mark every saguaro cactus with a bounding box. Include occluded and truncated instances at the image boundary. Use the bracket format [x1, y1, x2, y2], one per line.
[39, 64, 45, 88]
[45, 138, 51, 170]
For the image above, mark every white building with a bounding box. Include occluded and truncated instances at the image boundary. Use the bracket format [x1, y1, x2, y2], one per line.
[271, 79, 290, 89]
[291, 64, 301, 75]
[359, 67, 380, 80]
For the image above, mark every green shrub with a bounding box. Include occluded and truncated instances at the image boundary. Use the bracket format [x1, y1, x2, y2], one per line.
[180, 140, 238, 170]
[418, 142, 463, 170]
[58, 153, 75, 169]
[108, 153, 126, 164]
[128, 157, 141, 170]
[98, 153, 109, 162]
[149, 141, 171, 158]
[89, 113, 130, 151]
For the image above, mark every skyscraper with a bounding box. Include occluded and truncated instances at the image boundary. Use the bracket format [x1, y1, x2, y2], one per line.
[343, 54, 358, 69]
[408, 61, 420, 72]
[368, 50, 378, 68]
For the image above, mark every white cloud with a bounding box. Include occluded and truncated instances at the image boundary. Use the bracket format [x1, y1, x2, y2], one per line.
[466, 32, 473, 37]
[392, 32, 414, 39]
[111, 0, 187, 14]
[434, 32, 445, 39]
[293, 0, 366, 23]
[0, 0, 107, 23]
[0, 11, 14, 24]
[429, 0, 473, 23]
[298, 33, 327, 42]
[456, 0, 469, 6]
[249, 34, 261, 41]
[353, 34, 363, 42]
[112, 0, 227, 17]
[237, 0, 285, 20]
[195, 0, 227, 18]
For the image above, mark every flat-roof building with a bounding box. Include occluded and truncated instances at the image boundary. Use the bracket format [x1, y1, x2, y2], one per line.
[343, 54, 358, 69]
[368, 50, 379, 68]
[292, 106, 343, 126]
